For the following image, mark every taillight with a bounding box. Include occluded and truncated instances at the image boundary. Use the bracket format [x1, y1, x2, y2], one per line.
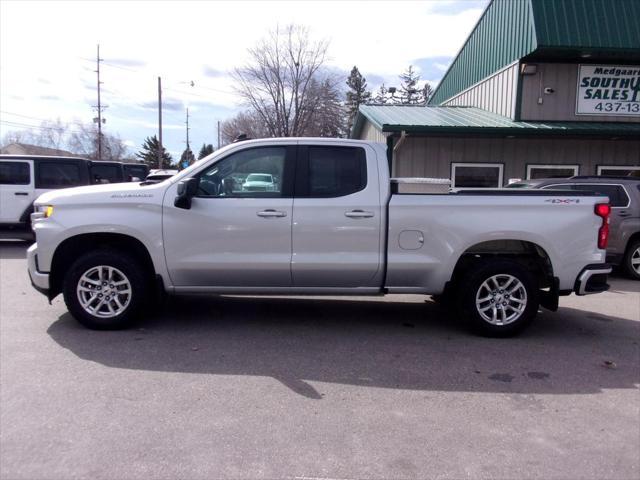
[594, 203, 611, 249]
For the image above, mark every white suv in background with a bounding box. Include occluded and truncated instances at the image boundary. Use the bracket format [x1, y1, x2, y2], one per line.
[0, 155, 91, 239]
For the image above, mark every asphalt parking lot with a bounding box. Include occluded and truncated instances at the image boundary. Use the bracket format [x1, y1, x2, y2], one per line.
[1, 241, 638, 480]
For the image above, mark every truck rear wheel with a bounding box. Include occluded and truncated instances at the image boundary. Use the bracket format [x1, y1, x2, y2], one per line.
[63, 249, 148, 330]
[457, 259, 539, 337]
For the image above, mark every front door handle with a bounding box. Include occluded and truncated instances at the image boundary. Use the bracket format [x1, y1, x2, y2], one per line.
[345, 210, 374, 218]
[257, 209, 287, 218]
[14, 192, 28, 196]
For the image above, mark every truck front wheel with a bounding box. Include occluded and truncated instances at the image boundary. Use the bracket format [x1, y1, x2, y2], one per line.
[63, 249, 148, 330]
[457, 259, 539, 337]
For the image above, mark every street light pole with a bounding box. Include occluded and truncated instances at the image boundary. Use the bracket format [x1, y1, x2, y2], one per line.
[158, 76, 163, 170]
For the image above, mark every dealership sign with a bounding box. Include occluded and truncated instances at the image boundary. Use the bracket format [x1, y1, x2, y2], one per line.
[576, 65, 640, 116]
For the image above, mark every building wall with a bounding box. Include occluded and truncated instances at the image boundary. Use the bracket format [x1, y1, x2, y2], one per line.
[520, 63, 640, 123]
[394, 135, 640, 184]
[444, 62, 519, 119]
[358, 119, 387, 143]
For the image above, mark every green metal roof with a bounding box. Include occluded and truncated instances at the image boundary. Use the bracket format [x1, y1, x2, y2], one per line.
[353, 105, 640, 137]
[532, 0, 640, 51]
[429, 0, 640, 105]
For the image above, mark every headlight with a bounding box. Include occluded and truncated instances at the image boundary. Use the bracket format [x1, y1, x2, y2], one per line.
[36, 205, 54, 218]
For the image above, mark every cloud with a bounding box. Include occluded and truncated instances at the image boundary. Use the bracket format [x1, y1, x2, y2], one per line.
[203, 65, 227, 78]
[140, 98, 185, 111]
[38, 94, 61, 101]
[105, 58, 147, 68]
[412, 56, 455, 82]
[427, 0, 488, 15]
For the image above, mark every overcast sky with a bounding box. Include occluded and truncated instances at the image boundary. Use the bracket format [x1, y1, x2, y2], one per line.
[0, 0, 487, 158]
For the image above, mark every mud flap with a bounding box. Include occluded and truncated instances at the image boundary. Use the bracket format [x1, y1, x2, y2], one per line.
[539, 277, 559, 312]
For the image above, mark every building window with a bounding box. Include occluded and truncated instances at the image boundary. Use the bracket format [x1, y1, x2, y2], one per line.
[596, 165, 640, 177]
[451, 163, 503, 188]
[527, 164, 579, 180]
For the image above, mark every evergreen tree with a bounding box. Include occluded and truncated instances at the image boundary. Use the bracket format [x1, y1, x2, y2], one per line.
[372, 83, 389, 104]
[422, 82, 434, 104]
[178, 148, 196, 170]
[345, 66, 371, 131]
[198, 143, 214, 159]
[135, 135, 172, 169]
[399, 65, 422, 105]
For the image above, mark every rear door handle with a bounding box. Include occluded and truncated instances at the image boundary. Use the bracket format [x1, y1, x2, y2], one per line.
[14, 192, 28, 196]
[345, 210, 374, 218]
[257, 209, 287, 218]
[618, 211, 631, 217]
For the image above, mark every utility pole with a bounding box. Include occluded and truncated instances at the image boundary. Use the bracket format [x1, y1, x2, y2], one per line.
[217, 120, 220, 149]
[185, 108, 190, 152]
[94, 44, 105, 160]
[157, 76, 163, 170]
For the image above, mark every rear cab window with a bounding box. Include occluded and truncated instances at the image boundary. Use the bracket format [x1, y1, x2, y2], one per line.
[0, 161, 31, 185]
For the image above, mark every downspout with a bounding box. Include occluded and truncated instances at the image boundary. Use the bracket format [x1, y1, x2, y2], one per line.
[391, 130, 407, 178]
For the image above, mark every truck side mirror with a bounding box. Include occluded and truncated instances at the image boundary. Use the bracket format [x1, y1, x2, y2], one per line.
[174, 177, 198, 209]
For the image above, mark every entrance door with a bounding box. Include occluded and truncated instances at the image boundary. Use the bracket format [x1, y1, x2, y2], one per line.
[163, 145, 296, 287]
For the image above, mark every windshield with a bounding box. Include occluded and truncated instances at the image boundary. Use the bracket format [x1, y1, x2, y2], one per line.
[246, 174, 272, 183]
[505, 183, 535, 189]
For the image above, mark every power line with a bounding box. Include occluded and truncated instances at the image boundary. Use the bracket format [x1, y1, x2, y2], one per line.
[0, 110, 63, 123]
[78, 56, 235, 96]
[0, 119, 85, 134]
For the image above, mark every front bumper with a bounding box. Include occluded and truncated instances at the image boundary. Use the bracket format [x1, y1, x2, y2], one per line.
[574, 263, 612, 296]
[27, 243, 50, 296]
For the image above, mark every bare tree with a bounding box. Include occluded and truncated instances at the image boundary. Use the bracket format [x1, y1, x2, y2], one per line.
[39, 118, 68, 149]
[304, 76, 347, 137]
[1, 129, 31, 146]
[233, 25, 335, 137]
[220, 110, 271, 145]
[67, 121, 128, 161]
[2, 118, 129, 160]
[1, 118, 67, 149]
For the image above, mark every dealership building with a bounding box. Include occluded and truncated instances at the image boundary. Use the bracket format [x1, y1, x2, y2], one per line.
[351, 0, 640, 187]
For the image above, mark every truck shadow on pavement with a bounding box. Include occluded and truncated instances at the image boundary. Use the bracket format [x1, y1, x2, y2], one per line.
[47, 295, 640, 399]
[0, 241, 31, 259]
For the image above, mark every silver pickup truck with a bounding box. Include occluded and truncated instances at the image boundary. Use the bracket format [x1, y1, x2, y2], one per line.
[28, 138, 612, 336]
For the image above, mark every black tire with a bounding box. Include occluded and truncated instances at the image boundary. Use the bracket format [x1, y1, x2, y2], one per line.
[456, 259, 539, 337]
[622, 239, 640, 280]
[63, 249, 149, 330]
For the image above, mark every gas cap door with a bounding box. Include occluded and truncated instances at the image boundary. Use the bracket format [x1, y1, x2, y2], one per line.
[398, 230, 425, 250]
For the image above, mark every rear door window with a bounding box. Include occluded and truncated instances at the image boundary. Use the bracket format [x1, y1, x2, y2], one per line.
[36, 162, 82, 188]
[298, 146, 367, 197]
[0, 161, 30, 185]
